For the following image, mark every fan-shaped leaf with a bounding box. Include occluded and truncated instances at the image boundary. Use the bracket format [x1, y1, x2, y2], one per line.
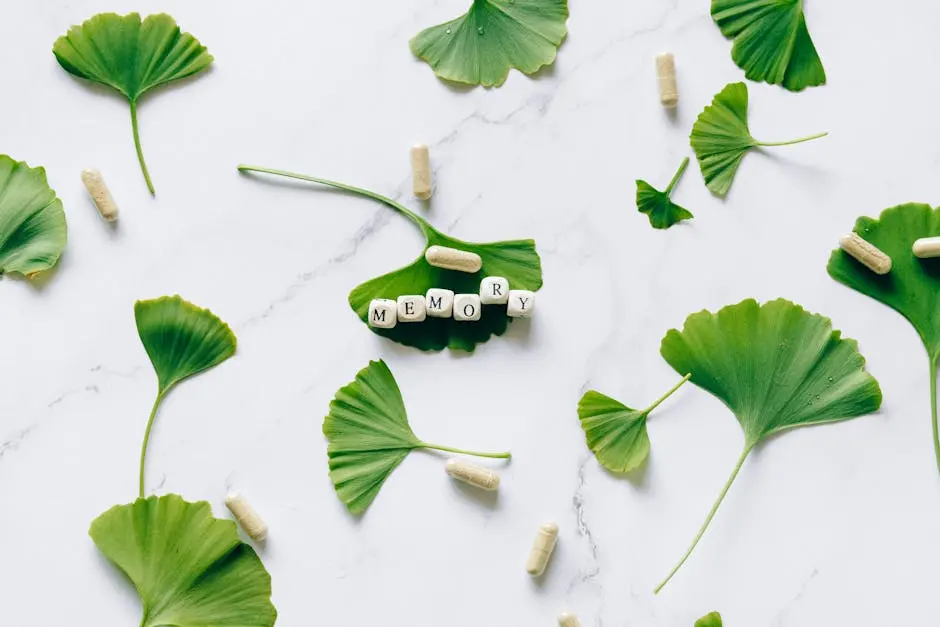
[91, 494, 276, 627]
[53, 13, 213, 194]
[636, 157, 693, 229]
[409, 0, 569, 87]
[712, 0, 825, 92]
[654, 298, 881, 592]
[695, 612, 723, 627]
[0, 156, 67, 280]
[690, 82, 827, 197]
[324, 360, 510, 514]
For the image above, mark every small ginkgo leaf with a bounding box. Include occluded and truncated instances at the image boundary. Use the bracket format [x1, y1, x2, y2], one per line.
[324, 360, 510, 514]
[578, 375, 690, 473]
[695, 612, 723, 627]
[712, 0, 825, 92]
[409, 0, 569, 88]
[0, 156, 67, 280]
[690, 82, 827, 197]
[654, 298, 882, 592]
[53, 13, 213, 194]
[238, 165, 543, 352]
[90, 494, 276, 627]
[636, 157, 693, 229]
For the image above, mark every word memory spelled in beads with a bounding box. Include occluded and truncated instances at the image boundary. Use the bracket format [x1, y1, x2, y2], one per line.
[445, 458, 500, 491]
[225, 492, 268, 542]
[839, 233, 891, 275]
[525, 521, 559, 576]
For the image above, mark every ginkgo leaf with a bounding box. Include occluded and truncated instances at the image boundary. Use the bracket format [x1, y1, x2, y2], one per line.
[827, 203, 940, 474]
[695, 612, 723, 627]
[409, 0, 569, 88]
[135, 295, 237, 496]
[654, 298, 882, 592]
[91, 494, 276, 627]
[324, 360, 510, 514]
[690, 82, 827, 197]
[578, 375, 690, 473]
[53, 13, 213, 195]
[238, 165, 543, 351]
[636, 157, 693, 229]
[0, 155, 67, 280]
[712, 0, 825, 92]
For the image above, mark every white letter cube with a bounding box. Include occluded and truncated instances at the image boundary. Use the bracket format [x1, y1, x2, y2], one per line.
[480, 276, 510, 305]
[425, 288, 454, 318]
[397, 295, 427, 322]
[368, 299, 398, 328]
[507, 290, 535, 317]
[454, 294, 482, 321]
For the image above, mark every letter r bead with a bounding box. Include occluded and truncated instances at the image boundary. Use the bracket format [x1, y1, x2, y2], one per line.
[480, 276, 510, 305]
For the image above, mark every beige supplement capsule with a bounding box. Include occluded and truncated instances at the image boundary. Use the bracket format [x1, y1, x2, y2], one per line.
[839, 233, 892, 275]
[656, 53, 678, 109]
[80, 168, 119, 222]
[525, 521, 559, 576]
[225, 491, 268, 542]
[445, 458, 500, 491]
[558, 613, 581, 627]
[425, 245, 483, 273]
[913, 236, 940, 258]
[411, 144, 432, 200]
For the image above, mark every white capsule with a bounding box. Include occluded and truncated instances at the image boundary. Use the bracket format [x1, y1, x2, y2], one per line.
[839, 233, 891, 275]
[81, 168, 119, 221]
[445, 458, 500, 491]
[525, 521, 559, 576]
[425, 245, 483, 273]
[558, 613, 581, 627]
[913, 236, 940, 258]
[225, 491, 268, 542]
[655, 53, 678, 109]
[411, 144, 432, 200]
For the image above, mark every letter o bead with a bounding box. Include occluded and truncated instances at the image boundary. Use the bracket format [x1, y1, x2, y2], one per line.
[507, 290, 535, 317]
[454, 294, 482, 321]
[368, 299, 398, 329]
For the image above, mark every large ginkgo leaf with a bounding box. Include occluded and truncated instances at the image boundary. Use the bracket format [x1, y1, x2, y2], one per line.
[691, 83, 827, 197]
[712, 0, 826, 92]
[409, 0, 569, 87]
[90, 494, 276, 627]
[636, 157, 693, 230]
[827, 203, 940, 473]
[654, 298, 881, 592]
[54, 13, 213, 194]
[324, 360, 510, 514]
[0, 156, 67, 280]
[238, 165, 543, 352]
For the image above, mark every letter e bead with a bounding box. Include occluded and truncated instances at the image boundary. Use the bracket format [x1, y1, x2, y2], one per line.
[454, 294, 482, 321]
[426, 288, 455, 318]
[397, 295, 426, 322]
[480, 276, 510, 305]
[507, 290, 535, 317]
[368, 299, 398, 329]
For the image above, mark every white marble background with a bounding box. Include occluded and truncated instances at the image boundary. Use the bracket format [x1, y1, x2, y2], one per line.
[2, 0, 940, 625]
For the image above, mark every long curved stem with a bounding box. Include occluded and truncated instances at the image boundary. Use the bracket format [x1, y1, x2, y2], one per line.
[645, 373, 691, 413]
[654, 443, 753, 594]
[421, 442, 511, 459]
[664, 157, 690, 197]
[931, 360, 939, 473]
[130, 100, 155, 196]
[755, 132, 828, 147]
[139, 390, 166, 498]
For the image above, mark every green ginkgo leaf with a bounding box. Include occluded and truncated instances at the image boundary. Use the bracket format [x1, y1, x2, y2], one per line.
[578, 375, 690, 473]
[238, 165, 543, 352]
[409, 0, 569, 87]
[827, 203, 940, 474]
[690, 82, 827, 197]
[0, 155, 67, 280]
[90, 494, 276, 627]
[53, 13, 213, 195]
[712, 0, 825, 92]
[135, 295, 237, 497]
[636, 157, 693, 229]
[695, 612, 723, 627]
[654, 298, 882, 592]
[324, 360, 510, 514]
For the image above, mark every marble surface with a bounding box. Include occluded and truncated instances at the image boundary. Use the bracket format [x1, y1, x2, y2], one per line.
[3, 0, 940, 625]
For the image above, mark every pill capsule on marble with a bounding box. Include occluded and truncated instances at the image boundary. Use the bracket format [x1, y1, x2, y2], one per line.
[480, 276, 510, 305]
[368, 298, 398, 328]
[81, 168, 119, 222]
[913, 236, 940, 258]
[558, 613, 581, 627]
[454, 293, 482, 321]
[426, 288, 455, 318]
[507, 290, 535, 317]
[445, 458, 500, 491]
[397, 295, 427, 322]
[411, 144, 432, 200]
[425, 245, 483, 273]
[225, 492, 268, 542]
[656, 53, 678, 109]
[526, 521, 559, 576]
[839, 233, 891, 275]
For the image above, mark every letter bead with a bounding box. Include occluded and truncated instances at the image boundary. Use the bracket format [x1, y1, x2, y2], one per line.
[913, 236, 940, 259]
[525, 521, 559, 576]
[411, 144, 432, 200]
[445, 458, 500, 491]
[225, 492, 268, 542]
[558, 613, 581, 627]
[368, 299, 398, 328]
[425, 245, 483, 273]
[507, 290, 535, 317]
[81, 168, 119, 222]
[426, 288, 455, 318]
[397, 295, 427, 322]
[656, 53, 678, 109]
[480, 276, 510, 305]
[454, 293, 482, 321]
[839, 233, 891, 275]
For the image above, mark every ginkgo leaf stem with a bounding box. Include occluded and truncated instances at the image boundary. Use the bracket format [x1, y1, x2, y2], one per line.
[421, 442, 511, 459]
[654, 443, 753, 594]
[664, 157, 690, 197]
[130, 100, 155, 196]
[645, 373, 691, 414]
[139, 390, 167, 498]
[755, 131, 828, 147]
[931, 360, 939, 473]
